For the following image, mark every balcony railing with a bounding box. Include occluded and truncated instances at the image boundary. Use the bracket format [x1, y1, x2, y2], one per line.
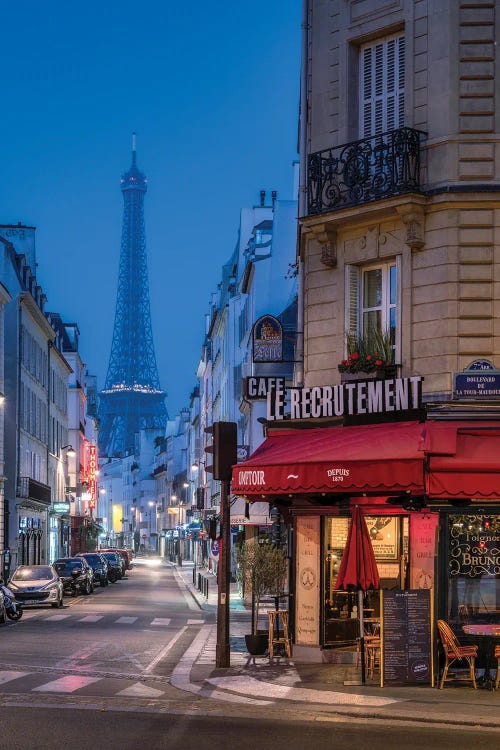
[17, 477, 52, 506]
[307, 127, 424, 216]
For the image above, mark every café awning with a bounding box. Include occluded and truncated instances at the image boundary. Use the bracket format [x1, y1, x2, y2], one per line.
[231, 421, 427, 497]
[424, 421, 500, 499]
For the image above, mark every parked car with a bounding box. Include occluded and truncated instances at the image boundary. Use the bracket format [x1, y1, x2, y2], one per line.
[8, 565, 63, 608]
[100, 548, 132, 573]
[100, 551, 123, 582]
[77, 553, 109, 587]
[53, 557, 94, 596]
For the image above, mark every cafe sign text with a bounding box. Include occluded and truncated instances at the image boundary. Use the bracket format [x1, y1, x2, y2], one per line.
[266, 376, 424, 423]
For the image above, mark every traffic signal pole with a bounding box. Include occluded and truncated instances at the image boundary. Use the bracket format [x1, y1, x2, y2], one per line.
[204, 421, 237, 670]
[216, 477, 231, 668]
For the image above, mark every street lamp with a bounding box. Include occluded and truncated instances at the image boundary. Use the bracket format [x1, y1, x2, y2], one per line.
[62, 444, 76, 457]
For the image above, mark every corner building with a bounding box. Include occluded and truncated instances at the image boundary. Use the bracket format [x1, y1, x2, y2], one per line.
[233, 0, 500, 663]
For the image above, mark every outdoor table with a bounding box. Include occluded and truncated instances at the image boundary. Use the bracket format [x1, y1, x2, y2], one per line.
[462, 624, 500, 690]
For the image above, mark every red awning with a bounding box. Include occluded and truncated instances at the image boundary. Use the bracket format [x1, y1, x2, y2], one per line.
[231, 421, 426, 497]
[424, 421, 500, 499]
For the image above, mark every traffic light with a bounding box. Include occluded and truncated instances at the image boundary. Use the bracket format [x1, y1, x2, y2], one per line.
[196, 487, 205, 511]
[204, 421, 237, 481]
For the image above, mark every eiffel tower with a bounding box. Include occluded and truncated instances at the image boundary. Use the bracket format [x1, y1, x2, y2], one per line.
[99, 135, 167, 456]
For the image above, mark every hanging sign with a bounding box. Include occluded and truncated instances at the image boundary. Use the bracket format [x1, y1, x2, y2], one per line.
[88, 445, 97, 509]
[252, 315, 283, 362]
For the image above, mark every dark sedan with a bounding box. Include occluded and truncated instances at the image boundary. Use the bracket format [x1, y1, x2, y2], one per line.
[76, 553, 109, 587]
[54, 558, 94, 596]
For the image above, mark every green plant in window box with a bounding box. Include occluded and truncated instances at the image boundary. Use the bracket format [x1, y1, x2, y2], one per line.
[338, 329, 394, 375]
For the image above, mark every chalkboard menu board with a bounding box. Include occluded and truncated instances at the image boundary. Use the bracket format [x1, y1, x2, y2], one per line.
[381, 589, 433, 686]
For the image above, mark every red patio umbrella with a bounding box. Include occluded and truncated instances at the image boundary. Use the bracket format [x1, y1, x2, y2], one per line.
[336, 505, 380, 684]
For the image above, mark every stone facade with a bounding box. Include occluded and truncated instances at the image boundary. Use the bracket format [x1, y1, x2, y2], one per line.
[300, 0, 500, 400]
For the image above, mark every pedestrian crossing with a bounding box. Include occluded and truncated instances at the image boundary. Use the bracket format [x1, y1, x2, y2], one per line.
[15, 612, 206, 628]
[0, 668, 169, 698]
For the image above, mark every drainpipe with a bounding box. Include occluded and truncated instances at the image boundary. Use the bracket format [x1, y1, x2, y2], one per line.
[295, 0, 309, 387]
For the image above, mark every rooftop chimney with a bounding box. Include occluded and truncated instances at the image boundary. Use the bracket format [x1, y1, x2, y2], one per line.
[259, 190, 266, 207]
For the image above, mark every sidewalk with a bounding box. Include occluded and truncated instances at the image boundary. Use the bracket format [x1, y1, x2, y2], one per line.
[172, 561, 500, 728]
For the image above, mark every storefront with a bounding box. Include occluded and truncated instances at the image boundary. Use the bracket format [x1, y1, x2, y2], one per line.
[232, 377, 500, 660]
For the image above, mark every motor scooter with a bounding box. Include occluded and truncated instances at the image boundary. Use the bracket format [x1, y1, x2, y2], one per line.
[0, 578, 23, 621]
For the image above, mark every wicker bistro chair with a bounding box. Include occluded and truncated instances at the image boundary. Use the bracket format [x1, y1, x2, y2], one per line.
[437, 619, 478, 689]
[495, 645, 500, 690]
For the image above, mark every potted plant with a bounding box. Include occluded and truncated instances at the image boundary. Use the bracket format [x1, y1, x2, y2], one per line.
[338, 328, 395, 381]
[234, 539, 288, 655]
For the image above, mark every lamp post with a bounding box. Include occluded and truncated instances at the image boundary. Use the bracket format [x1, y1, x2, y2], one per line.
[148, 500, 155, 551]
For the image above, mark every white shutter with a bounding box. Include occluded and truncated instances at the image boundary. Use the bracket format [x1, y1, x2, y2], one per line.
[359, 34, 405, 138]
[344, 265, 360, 354]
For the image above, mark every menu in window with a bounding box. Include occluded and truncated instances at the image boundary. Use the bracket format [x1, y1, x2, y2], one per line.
[381, 589, 432, 686]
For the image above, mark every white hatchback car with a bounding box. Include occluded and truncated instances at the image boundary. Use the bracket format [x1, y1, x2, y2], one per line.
[9, 565, 64, 608]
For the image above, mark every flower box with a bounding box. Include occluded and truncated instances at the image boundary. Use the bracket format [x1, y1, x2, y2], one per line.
[341, 370, 383, 383]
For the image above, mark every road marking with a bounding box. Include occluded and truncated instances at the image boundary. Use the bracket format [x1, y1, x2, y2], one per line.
[150, 618, 171, 626]
[170, 626, 269, 706]
[44, 614, 71, 622]
[187, 619, 204, 625]
[143, 626, 188, 674]
[117, 683, 165, 697]
[0, 670, 29, 685]
[79, 615, 104, 623]
[33, 675, 101, 693]
[115, 616, 137, 624]
[207, 676, 403, 706]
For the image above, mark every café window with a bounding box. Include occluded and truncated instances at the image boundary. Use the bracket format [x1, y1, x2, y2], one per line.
[323, 515, 408, 646]
[447, 514, 500, 628]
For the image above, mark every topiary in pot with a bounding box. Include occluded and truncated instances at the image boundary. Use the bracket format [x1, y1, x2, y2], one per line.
[234, 540, 288, 655]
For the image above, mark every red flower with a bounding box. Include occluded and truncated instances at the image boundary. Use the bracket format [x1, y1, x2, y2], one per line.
[375, 359, 383, 367]
[351, 352, 359, 361]
[366, 355, 372, 361]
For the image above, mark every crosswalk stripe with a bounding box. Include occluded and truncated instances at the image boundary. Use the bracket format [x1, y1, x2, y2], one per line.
[150, 618, 171, 626]
[115, 616, 137, 624]
[79, 615, 104, 623]
[44, 614, 71, 622]
[187, 619, 204, 625]
[0, 670, 30, 685]
[33, 675, 101, 693]
[117, 683, 164, 697]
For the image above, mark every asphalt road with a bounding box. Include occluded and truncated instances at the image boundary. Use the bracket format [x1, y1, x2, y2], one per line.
[0, 557, 211, 701]
[1, 557, 500, 750]
[1, 707, 499, 750]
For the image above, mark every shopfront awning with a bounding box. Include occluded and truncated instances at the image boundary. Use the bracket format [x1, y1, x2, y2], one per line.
[231, 421, 427, 497]
[424, 422, 500, 499]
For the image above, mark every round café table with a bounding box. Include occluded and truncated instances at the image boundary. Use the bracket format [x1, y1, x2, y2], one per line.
[462, 623, 500, 690]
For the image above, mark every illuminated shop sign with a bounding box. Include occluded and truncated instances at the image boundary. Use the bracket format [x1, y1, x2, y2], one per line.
[88, 445, 97, 509]
[252, 315, 283, 362]
[266, 376, 424, 424]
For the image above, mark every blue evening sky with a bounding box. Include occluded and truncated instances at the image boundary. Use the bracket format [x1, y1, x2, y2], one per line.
[0, 1, 301, 417]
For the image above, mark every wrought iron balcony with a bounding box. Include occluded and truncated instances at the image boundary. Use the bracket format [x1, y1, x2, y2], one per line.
[307, 127, 424, 216]
[17, 477, 52, 506]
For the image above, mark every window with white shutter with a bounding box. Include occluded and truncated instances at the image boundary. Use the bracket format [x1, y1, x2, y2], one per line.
[344, 260, 400, 361]
[360, 34, 405, 139]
